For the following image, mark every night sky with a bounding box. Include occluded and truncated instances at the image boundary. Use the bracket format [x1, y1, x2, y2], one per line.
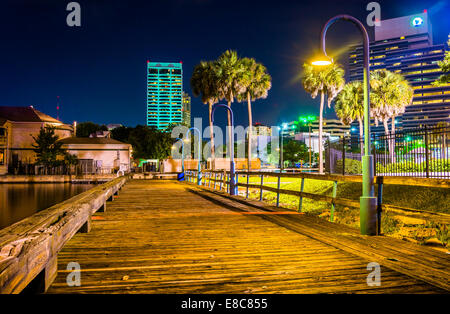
[0, 0, 449, 129]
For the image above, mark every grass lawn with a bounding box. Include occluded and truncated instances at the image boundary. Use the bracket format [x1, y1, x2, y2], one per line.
[231, 174, 450, 250]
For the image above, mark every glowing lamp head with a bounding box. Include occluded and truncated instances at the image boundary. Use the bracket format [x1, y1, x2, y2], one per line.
[312, 55, 333, 66]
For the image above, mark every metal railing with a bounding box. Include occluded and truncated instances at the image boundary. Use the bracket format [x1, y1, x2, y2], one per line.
[325, 125, 450, 179]
[185, 169, 450, 234]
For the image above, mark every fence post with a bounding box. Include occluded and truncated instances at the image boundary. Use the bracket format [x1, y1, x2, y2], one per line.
[342, 137, 346, 176]
[330, 181, 338, 222]
[276, 174, 281, 207]
[259, 174, 264, 201]
[298, 177, 305, 212]
[377, 176, 383, 236]
[424, 126, 430, 178]
[246, 172, 250, 198]
[235, 173, 239, 195]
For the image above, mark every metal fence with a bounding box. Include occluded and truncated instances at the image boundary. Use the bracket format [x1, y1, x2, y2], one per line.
[325, 125, 450, 179]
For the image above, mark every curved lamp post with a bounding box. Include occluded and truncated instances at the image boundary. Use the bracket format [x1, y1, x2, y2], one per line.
[313, 14, 377, 235]
[174, 137, 185, 180]
[186, 127, 202, 185]
[211, 104, 237, 195]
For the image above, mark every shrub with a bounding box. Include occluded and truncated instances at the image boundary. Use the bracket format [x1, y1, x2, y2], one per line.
[335, 159, 362, 174]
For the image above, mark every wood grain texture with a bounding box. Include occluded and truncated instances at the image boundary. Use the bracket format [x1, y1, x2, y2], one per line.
[46, 180, 447, 294]
[0, 176, 127, 294]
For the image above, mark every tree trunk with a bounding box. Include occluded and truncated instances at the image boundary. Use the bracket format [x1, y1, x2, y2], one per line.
[208, 101, 215, 170]
[383, 118, 392, 163]
[247, 92, 253, 172]
[358, 117, 364, 156]
[391, 118, 396, 163]
[319, 91, 324, 174]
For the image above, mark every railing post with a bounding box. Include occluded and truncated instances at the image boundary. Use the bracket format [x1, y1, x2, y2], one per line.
[246, 172, 250, 198]
[330, 181, 338, 222]
[424, 126, 430, 178]
[276, 173, 281, 207]
[219, 172, 223, 191]
[298, 177, 305, 212]
[235, 173, 239, 195]
[214, 172, 217, 190]
[377, 176, 383, 235]
[259, 174, 264, 201]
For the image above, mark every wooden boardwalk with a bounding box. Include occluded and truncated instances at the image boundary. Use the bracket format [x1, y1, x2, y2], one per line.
[47, 180, 449, 294]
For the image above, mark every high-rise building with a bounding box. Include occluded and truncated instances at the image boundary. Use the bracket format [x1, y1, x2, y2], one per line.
[348, 12, 450, 135]
[146, 61, 183, 130]
[182, 92, 191, 128]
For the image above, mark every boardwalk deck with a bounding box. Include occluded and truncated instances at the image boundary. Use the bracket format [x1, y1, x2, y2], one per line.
[47, 180, 449, 294]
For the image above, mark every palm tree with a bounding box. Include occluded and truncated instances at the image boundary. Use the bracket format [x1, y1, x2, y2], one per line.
[335, 81, 364, 154]
[370, 69, 413, 161]
[237, 58, 272, 171]
[214, 51, 246, 155]
[302, 63, 345, 173]
[190, 61, 220, 169]
[433, 39, 450, 86]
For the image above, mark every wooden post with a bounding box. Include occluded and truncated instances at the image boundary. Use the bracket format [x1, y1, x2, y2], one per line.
[276, 174, 281, 207]
[214, 173, 217, 190]
[259, 174, 264, 201]
[219, 172, 223, 191]
[298, 177, 305, 212]
[246, 172, 250, 198]
[97, 202, 106, 213]
[330, 181, 338, 222]
[78, 216, 92, 233]
[235, 173, 239, 195]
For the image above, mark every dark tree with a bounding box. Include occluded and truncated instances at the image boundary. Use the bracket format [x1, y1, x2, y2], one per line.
[76, 122, 108, 137]
[32, 126, 67, 168]
[282, 140, 309, 167]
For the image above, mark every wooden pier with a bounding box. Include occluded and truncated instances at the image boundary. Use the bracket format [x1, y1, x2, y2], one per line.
[44, 180, 449, 294]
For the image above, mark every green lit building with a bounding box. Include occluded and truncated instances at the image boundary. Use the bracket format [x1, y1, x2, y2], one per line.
[147, 61, 183, 130]
[182, 92, 191, 128]
[348, 12, 450, 135]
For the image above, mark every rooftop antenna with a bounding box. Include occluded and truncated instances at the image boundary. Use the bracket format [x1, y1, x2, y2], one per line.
[56, 96, 60, 121]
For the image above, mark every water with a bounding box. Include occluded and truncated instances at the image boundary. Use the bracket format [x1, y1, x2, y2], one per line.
[0, 183, 95, 229]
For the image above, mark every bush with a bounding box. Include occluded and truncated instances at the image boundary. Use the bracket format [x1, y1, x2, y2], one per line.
[376, 159, 450, 173]
[335, 159, 362, 174]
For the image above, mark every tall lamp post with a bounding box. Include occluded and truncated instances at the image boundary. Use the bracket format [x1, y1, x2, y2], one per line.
[174, 137, 186, 181]
[312, 14, 377, 235]
[186, 127, 202, 185]
[278, 123, 287, 172]
[211, 104, 237, 195]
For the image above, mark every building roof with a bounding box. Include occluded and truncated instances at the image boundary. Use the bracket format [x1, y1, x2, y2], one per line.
[0, 106, 62, 124]
[58, 137, 129, 145]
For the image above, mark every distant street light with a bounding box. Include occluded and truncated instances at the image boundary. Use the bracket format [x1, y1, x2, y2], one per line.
[186, 127, 202, 185]
[175, 137, 185, 180]
[313, 14, 377, 235]
[211, 104, 237, 195]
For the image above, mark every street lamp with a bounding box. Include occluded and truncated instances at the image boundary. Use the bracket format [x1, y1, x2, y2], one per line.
[299, 115, 316, 167]
[186, 127, 202, 185]
[313, 14, 377, 235]
[211, 104, 237, 195]
[174, 137, 186, 180]
[278, 124, 288, 172]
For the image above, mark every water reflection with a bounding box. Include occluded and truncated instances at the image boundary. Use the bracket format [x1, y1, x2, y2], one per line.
[0, 183, 95, 229]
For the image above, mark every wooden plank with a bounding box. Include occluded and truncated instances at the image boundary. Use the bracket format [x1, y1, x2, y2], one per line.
[0, 176, 128, 294]
[45, 180, 446, 294]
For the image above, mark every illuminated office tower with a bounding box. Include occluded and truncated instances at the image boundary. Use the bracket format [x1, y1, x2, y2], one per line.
[182, 92, 191, 128]
[147, 61, 183, 130]
[348, 12, 449, 134]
